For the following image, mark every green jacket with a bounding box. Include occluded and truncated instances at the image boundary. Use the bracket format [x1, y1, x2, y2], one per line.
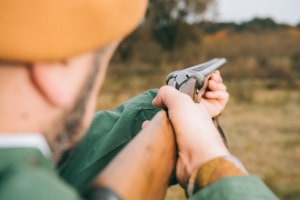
[59, 89, 277, 199]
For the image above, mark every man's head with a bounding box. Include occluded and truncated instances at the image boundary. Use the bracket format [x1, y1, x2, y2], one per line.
[0, 0, 148, 161]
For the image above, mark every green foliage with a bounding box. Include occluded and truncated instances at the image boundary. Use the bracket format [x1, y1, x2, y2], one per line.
[144, 0, 214, 50]
[198, 21, 237, 33]
[146, 0, 215, 26]
[238, 17, 278, 32]
[115, 0, 215, 59]
[152, 21, 203, 50]
[199, 18, 292, 34]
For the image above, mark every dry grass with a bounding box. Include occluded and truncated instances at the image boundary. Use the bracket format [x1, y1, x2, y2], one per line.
[223, 89, 300, 199]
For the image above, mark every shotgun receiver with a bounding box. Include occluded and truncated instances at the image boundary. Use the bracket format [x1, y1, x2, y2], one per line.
[166, 58, 227, 102]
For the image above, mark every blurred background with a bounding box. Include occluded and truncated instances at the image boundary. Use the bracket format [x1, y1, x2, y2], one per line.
[96, 0, 300, 199]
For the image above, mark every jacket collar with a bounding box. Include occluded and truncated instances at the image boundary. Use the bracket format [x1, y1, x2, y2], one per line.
[0, 134, 51, 157]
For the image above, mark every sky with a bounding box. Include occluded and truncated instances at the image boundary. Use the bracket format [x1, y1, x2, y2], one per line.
[207, 0, 300, 26]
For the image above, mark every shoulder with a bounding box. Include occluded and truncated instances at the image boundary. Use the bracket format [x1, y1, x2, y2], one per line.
[0, 148, 81, 200]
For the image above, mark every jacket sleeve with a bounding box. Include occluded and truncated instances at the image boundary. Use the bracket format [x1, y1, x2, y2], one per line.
[186, 155, 278, 200]
[59, 89, 160, 192]
[189, 176, 278, 200]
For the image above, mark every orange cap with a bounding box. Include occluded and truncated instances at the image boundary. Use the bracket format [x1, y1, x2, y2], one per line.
[0, 0, 148, 62]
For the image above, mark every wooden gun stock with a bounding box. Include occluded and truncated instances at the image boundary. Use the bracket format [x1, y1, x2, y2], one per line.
[95, 111, 176, 200]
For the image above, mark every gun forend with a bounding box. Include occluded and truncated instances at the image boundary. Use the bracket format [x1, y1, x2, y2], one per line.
[166, 58, 227, 101]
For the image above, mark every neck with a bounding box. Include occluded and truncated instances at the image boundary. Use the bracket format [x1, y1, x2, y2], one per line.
[0, 64, 56, 143]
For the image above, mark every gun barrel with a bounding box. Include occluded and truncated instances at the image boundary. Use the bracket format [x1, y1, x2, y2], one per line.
[186, 58, 227, 77]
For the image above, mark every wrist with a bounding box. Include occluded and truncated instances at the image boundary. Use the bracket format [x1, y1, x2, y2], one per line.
[177, 147, 230, 188]
[186, 155, 248, 197]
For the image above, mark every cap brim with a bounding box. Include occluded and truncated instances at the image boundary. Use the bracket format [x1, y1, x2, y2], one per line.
[0, 0, 147, 62]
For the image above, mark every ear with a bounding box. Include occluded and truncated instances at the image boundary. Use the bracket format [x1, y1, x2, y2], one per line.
[30, 61, 81, 107]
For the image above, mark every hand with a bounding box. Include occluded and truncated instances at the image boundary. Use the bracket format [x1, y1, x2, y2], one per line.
[152, 86, 230, 187]
[198, 70, 229, 118]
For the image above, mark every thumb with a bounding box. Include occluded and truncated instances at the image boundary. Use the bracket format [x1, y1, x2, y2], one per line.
[152, 86, 193, 109]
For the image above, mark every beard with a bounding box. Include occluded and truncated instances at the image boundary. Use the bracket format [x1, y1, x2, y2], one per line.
[50, 58, 100, 163]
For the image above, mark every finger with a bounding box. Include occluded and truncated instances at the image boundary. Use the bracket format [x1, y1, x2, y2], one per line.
[210, 70, 222, 83]
[213, 70, 220, 75]
[142, 120, 150, 129]
[203, 90, 229, 102]
[207, 80, 227, 92]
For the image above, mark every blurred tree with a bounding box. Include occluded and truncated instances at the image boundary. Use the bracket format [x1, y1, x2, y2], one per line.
[146, 0, 216, 50]
[198, 21, 237, 33]
[114, 0, 216, 61]
[146, 0, 215, 26]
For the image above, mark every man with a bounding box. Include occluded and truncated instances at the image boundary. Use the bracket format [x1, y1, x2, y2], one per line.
[0, 0, 277, 200]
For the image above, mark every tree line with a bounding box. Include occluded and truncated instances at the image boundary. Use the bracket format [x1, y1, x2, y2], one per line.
[115, 16, 299, 61]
